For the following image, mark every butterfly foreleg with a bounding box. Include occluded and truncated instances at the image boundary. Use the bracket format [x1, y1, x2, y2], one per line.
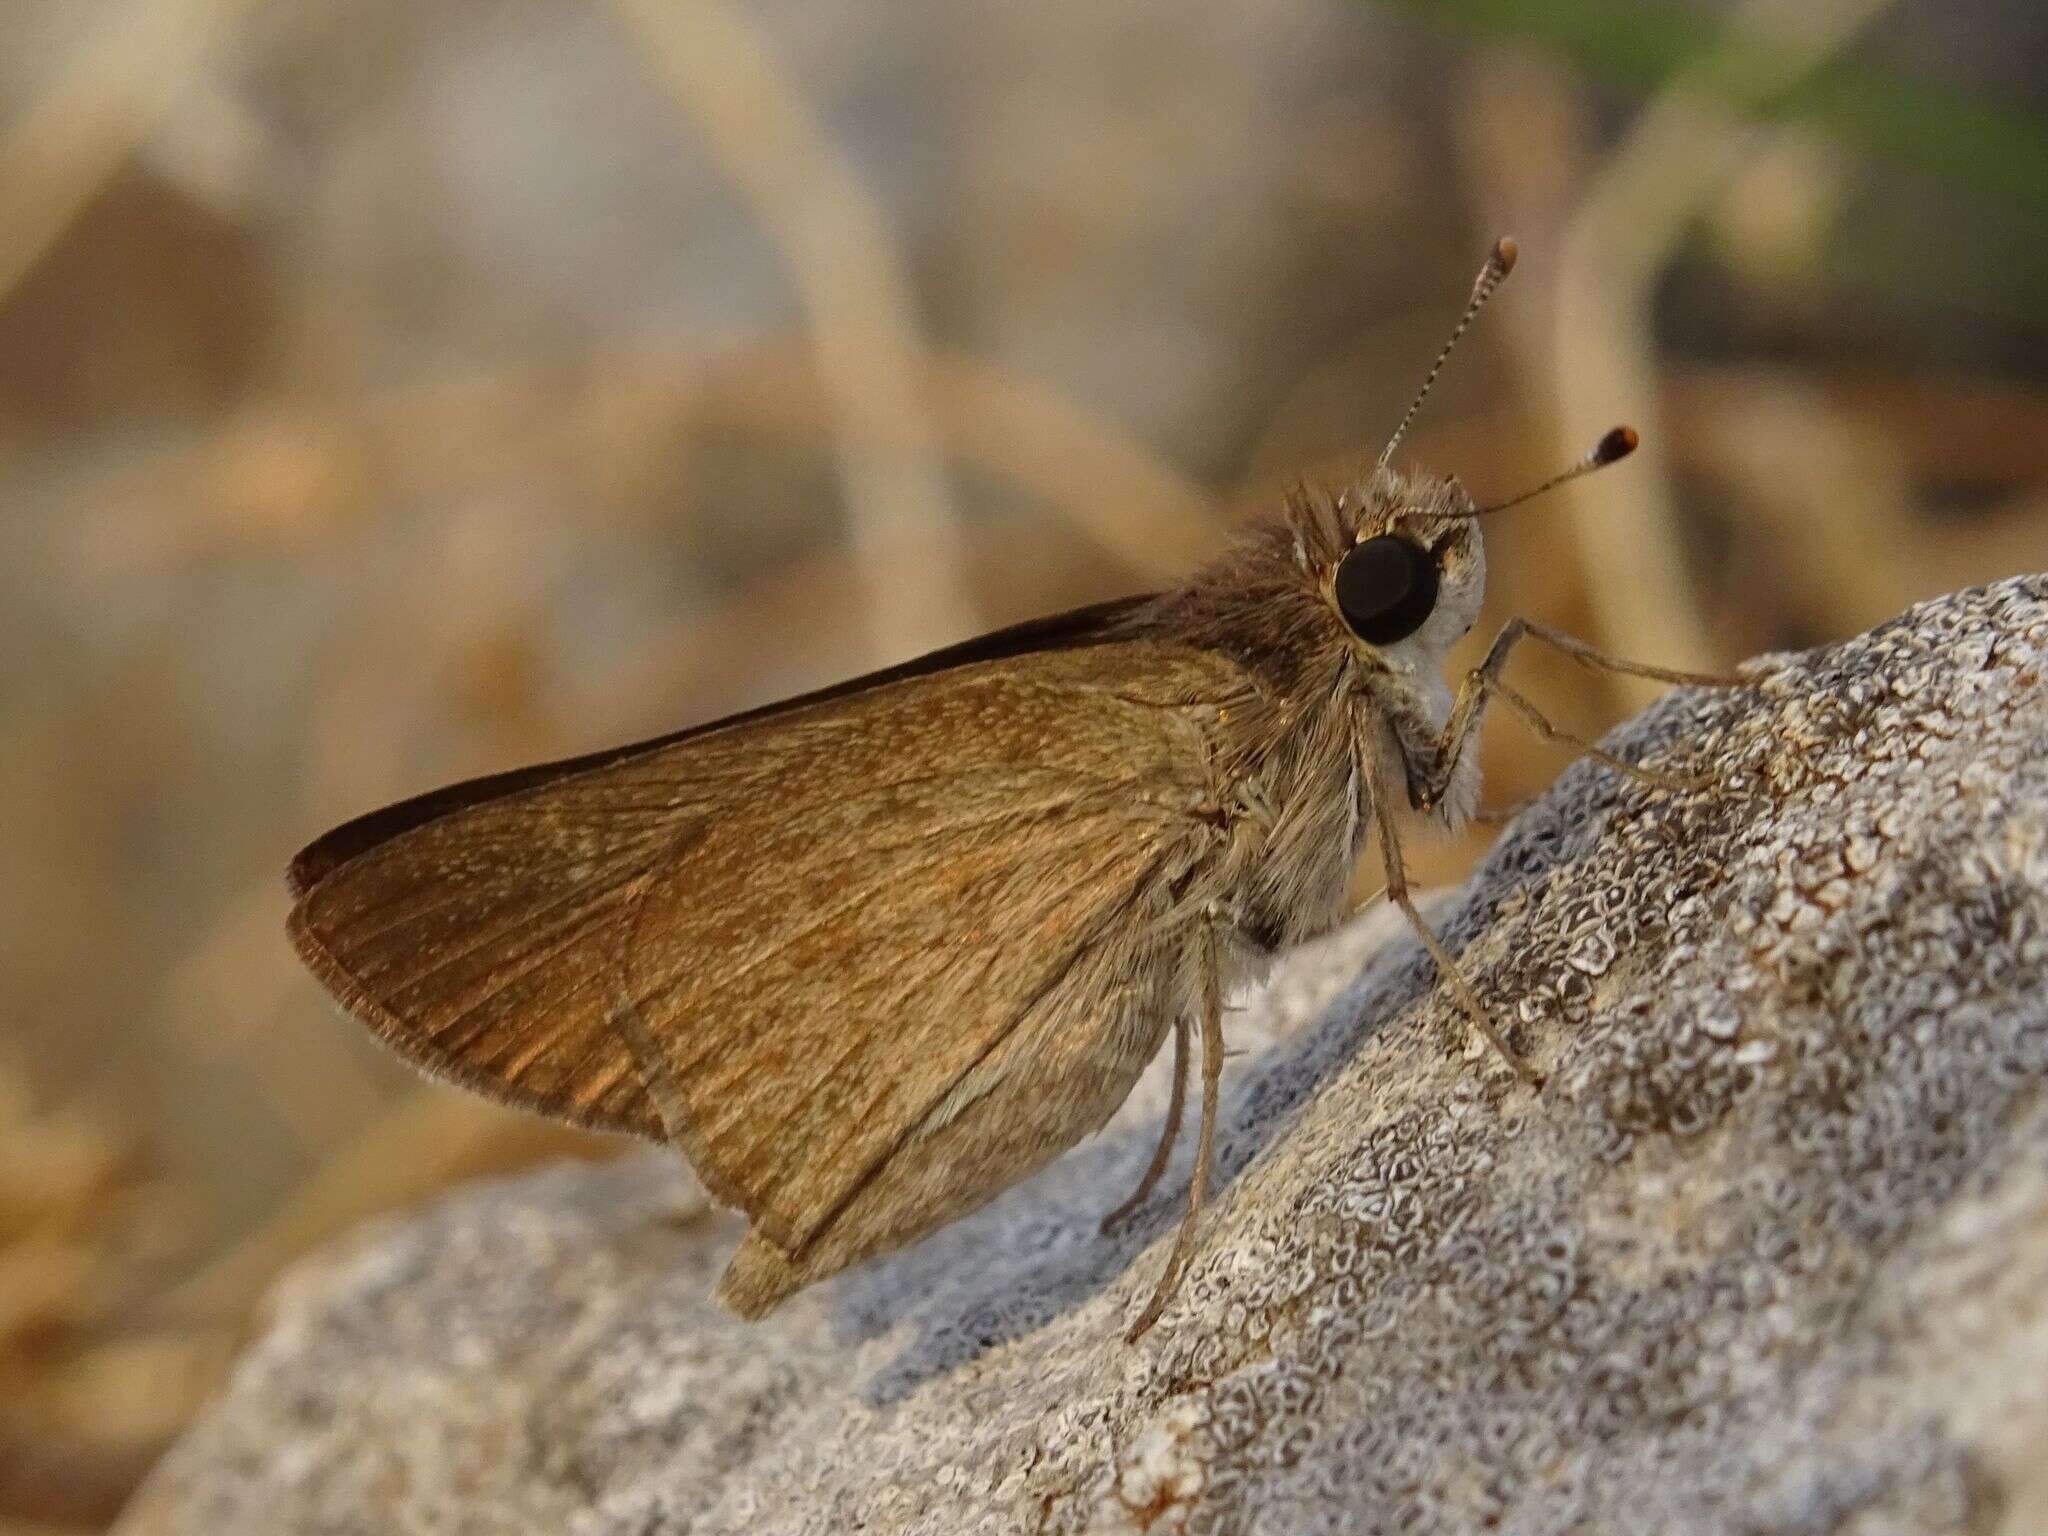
[1505, 615, 1743, 690]
[1409, 616, 1726, 815]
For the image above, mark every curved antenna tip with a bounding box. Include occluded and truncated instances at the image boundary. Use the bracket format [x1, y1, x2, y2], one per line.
[1460, 422, 1642, 519]
[1594, 424, 1639, 465]
[1375, 239, 1522, 470]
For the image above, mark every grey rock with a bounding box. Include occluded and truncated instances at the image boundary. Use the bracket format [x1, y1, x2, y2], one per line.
[121, 576, 2048, 1535]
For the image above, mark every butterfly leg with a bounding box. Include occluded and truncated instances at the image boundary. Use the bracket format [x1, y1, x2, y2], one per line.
[1362, 740, 1541, 1086]
[1125, 927, 1225, 1341]
[1410, 616, 1731, 815]
[1507, 615, 1744, 691]
[1491, 679, 1708, 798]
[1100, 1011, 1190, 1234]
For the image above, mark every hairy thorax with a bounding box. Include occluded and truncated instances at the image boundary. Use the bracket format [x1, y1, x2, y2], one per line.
[1206, 680, 1374, 966]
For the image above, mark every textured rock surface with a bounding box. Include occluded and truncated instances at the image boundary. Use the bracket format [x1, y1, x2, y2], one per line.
[122, 577, 2048, 1535]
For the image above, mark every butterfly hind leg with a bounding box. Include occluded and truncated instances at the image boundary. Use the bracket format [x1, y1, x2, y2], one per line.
[1099, 1011, 1190, 1234]
[1125, 927, 1224, 1341]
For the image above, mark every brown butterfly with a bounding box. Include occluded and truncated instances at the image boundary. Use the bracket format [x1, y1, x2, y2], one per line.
[287, 239, 1725, 1338]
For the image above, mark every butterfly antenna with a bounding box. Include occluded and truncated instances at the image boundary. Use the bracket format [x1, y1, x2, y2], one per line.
[1375, 236, 1518, 472]
[1450, 425, 1639, 519]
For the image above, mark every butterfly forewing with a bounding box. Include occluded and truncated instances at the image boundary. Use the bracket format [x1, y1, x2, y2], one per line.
[287, 633, 1250, 1257]
[286, 593, 1156, 900]
[288, 753, 708, 1139]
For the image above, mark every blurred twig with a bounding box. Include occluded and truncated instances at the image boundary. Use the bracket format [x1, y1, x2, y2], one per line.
[0, 1426, 167, 1530]
[686, 345, 1220, 578]
[608, 0, 976, 661]
[0, 1059, 194, 1529]
[1380, 0, 2048, 225]
[54, 338, 1218, 586]
[1548, 0, 1901, 681]
[0, 0, 259, 309]
[1666, 364, 2048, 631]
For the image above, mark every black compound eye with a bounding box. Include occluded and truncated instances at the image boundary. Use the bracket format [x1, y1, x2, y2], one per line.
[1333, 534, 1440, 646]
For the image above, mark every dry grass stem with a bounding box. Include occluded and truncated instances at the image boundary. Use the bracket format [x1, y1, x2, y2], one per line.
[608, 0, 975, 661]
[0, 0, 259, 308]
[1549, 0, 1903, 679]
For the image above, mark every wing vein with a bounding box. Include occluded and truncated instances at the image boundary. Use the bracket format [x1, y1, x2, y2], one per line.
[789, 831, 1182, 1249]
[645, 795, 1135, 1057]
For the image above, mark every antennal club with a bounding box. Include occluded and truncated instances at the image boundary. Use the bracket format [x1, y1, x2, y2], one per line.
[1449, 425, 1639, 520]
[1375, 236, 1518, 472]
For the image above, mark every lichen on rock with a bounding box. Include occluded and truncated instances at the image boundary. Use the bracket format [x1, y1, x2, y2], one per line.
[120, 576, 2048, 1535]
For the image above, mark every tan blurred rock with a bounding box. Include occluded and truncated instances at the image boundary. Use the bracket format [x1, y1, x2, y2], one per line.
[119, 576, 2048, 1535]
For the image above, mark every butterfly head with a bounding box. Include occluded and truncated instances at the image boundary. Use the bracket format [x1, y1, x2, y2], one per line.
[1150, 239, 1638, 700]
[1323, 465, 1486, 674]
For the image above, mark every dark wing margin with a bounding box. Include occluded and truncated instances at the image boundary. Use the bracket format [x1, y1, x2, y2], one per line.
[287, 755, 703, 1141]
[287, 593, 1156, 899]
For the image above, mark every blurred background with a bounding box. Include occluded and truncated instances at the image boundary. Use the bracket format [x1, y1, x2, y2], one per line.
[1, 0, 2044, 1525]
